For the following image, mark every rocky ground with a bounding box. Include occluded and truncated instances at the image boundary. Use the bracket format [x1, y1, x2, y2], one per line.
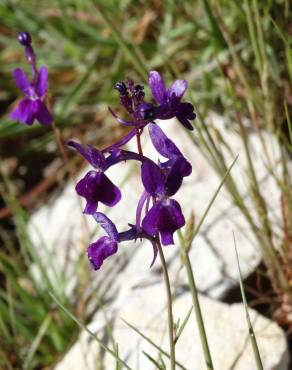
[28, 115, 290, 370]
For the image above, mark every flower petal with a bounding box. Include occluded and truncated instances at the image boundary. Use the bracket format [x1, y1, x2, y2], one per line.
[12, 68, 32, 97]
[154, 103, 175, 120]
[36, 101, 52, 125]
[76, 171, 121, 214]
[176, 115, 194, 131]
[142, 199, 185, 246]
[175, 102, 196, 130]
[148, 123, 182, 159]
[141, 160, 164, 196]
[75, 171, 102, 214]
[87, 236, 118, 270]
[177, 102, 196, 120]
[164, 157, 192, 196]
[136, 190, 150, 229]
[10, 99, 37, 125]
[67, 141, 106, 169]
[149, 239, 158, 268]
[98, 173, 122, 207]
[102, 128, 137, 153]
[10, 99, 29, 124]
[159, 231, 174, 246]
[141, 202, 160, 237]
[92, 212, 119, 241]
[148, 71, 167, 104]
[168, 79, 187, 100]
[34, 66, 48, 98]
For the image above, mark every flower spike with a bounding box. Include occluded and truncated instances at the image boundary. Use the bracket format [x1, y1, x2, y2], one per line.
[10, 32, 52, 126]
[67, 71, 194, 269]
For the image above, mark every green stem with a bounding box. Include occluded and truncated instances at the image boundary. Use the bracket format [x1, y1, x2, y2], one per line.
[182, 251, 214, 370]
[156, 239, 176, 370]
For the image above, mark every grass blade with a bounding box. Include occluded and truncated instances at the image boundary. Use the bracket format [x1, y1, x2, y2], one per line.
[142, 351, 165, 370]
[122, 319, 187, 370]
[190, 154, 239, 245]
[174, 305, 193, 344]
[233, 232, 264, 370]
[23, 314, 52, 370]
[49, 293, 134, 370]
[178, 155, 239, 370]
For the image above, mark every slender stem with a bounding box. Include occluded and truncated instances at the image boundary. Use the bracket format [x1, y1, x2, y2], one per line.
[182, 250, 214, 370]
[136, 128, 143, 155]
[51, 120, 70, 166]
[156, 239, 176, 370]
[134, 116, 175, 368]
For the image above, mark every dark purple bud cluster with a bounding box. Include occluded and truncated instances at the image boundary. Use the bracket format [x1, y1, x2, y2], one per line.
[10, 32, 52, 126]
[68, 71, 196, 270]
[114, 79, 146, 117]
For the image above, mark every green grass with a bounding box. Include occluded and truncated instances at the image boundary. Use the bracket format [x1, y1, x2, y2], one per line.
[0, 165, 96, 369]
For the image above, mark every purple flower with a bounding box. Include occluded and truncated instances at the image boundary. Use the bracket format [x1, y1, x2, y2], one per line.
[68, 141, 121, 215]
[143, 199, 185, 246]
[148, 71, 196, 130]
[76, 171, 122, 214]
[148, 123, 192, 178]
[10, 66, 52, 126]
[141, 159, 186, 246]
[88, 236, 118, 270]
[88, 213, 119, 270]
[89, 212, 158, 269]
[136, 124, 191, 246]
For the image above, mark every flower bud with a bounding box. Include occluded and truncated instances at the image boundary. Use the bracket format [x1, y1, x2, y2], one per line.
[114, 81, 127, 95]
[18, 32, 32, 46]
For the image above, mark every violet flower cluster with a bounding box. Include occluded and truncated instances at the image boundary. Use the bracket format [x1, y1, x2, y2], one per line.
[11, 32, 52, 126]
[10, 33, 196, 270]
[68, 73, 196, 270]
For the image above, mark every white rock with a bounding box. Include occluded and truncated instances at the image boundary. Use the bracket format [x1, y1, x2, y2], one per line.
[56, 283, 289, 370]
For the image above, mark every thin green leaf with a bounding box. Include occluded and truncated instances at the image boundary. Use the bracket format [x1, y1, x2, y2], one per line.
[233, 232, 264, 370]
[142, 351, 165, 370]
[23, 314, 52, 370]
[50, 293, 133, 370]
[174, 306, 193, 344]
[190, 154, 239, 244]
[121, 319, 187, 370]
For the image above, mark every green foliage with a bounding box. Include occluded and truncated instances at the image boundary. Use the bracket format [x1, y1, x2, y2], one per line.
[0, 167, 94, 369]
